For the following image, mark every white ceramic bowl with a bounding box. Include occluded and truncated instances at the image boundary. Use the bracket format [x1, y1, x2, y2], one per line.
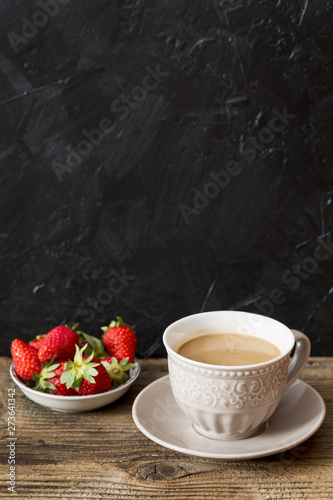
[10, 359, 141, 413]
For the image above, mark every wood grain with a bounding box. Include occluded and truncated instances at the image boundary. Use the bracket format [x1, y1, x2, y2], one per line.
[0, 357, 332, 499]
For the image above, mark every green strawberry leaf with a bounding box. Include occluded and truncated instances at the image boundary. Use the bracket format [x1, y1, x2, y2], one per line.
[71, 377, 82, 389]
[82, 372, 97, 384]
[78, 332, 108, 358]
[60, 369, 76, 389]
[101, 316, 135, 332]
[101, 357, 135, 388]
[42, 381, 57, 390]
[118, 357, 135, 370]
[59, 344, 100, 389]
[33, 358, 60, 392]
[65, 322, 79, 331]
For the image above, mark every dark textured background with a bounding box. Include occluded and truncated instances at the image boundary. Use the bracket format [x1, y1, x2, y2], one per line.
[1, 0, 333, 357]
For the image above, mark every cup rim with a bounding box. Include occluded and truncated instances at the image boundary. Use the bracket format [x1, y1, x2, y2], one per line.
[163, 310, 294, 370]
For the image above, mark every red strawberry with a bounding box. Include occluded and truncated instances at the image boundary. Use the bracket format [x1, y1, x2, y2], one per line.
[48, 376, 77, 395]
[29, 335, 46, 350]
[74, 362, 111, 395]
[32, 359, 64, 394]
[48, 376, 76, 395]
[11, 339, 42, 383]
[53, 360, 69, 378]
[102, 317, 137, 363]
[60, 345, 112, 395]
[46, 360, 77, 396]
[38, 325, 80, 363]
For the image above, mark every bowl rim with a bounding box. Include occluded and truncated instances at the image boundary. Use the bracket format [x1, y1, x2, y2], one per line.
[10, 358, 141, 401]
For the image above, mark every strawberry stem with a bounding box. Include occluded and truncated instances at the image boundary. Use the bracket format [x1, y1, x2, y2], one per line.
[60, 344, 100, 389]
[101, 316, 135, 332]
[33, 358, 60, 392]
[101, 357, 135, 388]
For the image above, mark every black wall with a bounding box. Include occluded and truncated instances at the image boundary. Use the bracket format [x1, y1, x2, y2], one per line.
[1, 0, 333, 357]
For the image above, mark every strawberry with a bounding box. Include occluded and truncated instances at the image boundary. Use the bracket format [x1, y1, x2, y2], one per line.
[32, 359, 60, 392]
[33, 360, 76, 395]
[38, 325, 80, 363]
[11, 339, 42, 383]
[29, 335, 46, 350]
[101, 357, 135, 388]
[48, 361, 78, 396]
[102, 317, 137, 363]
[60, 345, 112, 395]
[53, 360, 69, 378]
[48, 375, 77, 396]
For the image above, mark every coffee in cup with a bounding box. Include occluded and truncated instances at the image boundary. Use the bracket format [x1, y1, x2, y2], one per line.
[177, 332, 281, 366]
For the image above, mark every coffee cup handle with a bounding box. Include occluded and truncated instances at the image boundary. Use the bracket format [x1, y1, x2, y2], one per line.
[285, 329, 311, 391]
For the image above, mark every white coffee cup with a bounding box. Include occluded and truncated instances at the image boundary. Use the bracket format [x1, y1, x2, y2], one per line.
[163, 311, 311, 440]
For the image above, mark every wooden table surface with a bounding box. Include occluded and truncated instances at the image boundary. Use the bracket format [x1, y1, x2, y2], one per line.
[0, 356, 332, 499]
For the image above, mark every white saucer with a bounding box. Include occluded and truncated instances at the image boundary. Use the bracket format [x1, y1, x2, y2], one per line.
[132, 375, 326, 460]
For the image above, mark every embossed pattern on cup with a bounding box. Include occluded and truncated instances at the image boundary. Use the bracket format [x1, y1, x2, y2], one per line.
[168, 351, 290, 440]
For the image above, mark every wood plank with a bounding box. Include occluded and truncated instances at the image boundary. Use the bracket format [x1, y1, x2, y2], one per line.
[1, 357, 332, 499]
